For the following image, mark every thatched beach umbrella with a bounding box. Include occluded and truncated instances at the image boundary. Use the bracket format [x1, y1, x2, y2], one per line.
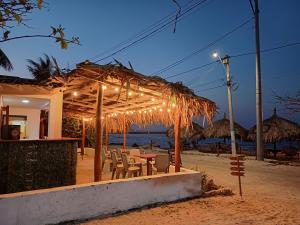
[248, 108, 300, 149]
[166, 122, 204, 140]
[204, 113, 248, 142]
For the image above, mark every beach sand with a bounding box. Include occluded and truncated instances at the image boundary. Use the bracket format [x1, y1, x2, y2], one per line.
[77, 151, 300, 225]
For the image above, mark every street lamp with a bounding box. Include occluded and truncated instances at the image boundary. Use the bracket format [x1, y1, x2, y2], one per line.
[213, 52, 237, 156]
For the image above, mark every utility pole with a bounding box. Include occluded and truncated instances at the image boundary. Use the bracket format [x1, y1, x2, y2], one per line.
[222, 55, 237, 156]
[213, 52, 237, 156]
[250, 0, 264, 160]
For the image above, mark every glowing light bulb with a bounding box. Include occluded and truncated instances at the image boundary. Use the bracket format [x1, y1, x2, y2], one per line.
[212, 52, 218, 58]
[172, 103, 176, 108]
[140, 93, 144, 96]
[162, 101, 166, 105]
[167, 108, 171, 112]
[128, 92, 132, 96]
[151, 98, 155, 102]
[115, 87, 119, 92]
[159, 108, 163, 112]
[102, 85, 107, 90]
[73, 91, 78, 96]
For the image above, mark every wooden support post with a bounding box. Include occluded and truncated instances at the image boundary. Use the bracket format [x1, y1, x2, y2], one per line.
[174, 108, 182, 172]
[81, 118, 86, 156]
[123, 114, 126, 152]
[0, 107, 3, 139]
[105, 117, 109, 153]
[5, 106, 9, 137]
[94, 84, 104, 182]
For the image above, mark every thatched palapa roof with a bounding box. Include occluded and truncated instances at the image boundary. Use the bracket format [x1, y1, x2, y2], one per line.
[248, 108, 300, 143]
[166, 122, 204, 140]
[204, 113, 248, 140]
[48, 61, 217, 132]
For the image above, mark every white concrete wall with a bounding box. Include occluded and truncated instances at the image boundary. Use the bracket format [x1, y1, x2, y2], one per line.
[0, 169, 202, 225]
[9, 107, 40, 140]
[48, 92, 63, 139]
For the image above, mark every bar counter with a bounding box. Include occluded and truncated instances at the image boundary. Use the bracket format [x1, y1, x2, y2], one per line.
[0, 138, 79, 194]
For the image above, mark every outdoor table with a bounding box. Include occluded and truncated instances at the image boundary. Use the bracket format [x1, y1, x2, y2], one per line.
[135, 153, 157, 176]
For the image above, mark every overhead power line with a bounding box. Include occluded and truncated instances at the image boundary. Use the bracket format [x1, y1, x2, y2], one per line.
[89, 0, 197, 62]
[93, 0, 211, 63]
[152, 17, 254, 75]
[164, 41, 300, 81]
[165, 60, 218, 79]
[231, 42, 300, 58]
[195, 84, 226, 93]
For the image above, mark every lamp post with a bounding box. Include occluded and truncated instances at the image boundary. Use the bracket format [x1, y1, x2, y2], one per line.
[213, 52, 237, 156]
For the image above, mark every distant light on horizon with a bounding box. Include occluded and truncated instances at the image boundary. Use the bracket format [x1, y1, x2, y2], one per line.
[21, 99, 30, 104]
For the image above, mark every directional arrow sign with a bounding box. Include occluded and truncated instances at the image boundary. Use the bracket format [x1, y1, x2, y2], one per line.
[230, 167, 245, 171]
[231, 172, 245, 176]
[230, 162, 244, 166]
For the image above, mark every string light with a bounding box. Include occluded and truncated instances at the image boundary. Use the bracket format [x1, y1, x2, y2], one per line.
[144, 110, 147, 113]
[159, 108, 163, 112]
[115, 87, 119, 92]
[73, 91, 78, 96]
[149, 109, 152, 112]
[102, 85, 107, 90]
[151, 98, 155, 101]
[172, 103, 176, 108]
[140, 93, 144, 96]
[162, 101, 166, 105]
[128, 91, 132, 96]
[167, 108, 171, 112]
[138, 110, 142, 114]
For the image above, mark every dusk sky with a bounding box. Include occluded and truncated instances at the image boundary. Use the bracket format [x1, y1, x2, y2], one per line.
[1, 0, 300, 128]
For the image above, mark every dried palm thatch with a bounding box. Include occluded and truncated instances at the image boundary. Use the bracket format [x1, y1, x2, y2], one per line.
[166, 122, 204, 140]
[248, 108, 300, 143]
[51, 61, 216, 132]
[204, 113, 248, 140]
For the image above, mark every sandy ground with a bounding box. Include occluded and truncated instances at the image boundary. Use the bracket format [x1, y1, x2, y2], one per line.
[74, 149, 300, 225]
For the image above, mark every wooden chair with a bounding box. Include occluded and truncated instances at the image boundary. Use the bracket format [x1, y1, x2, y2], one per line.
[152, 154, 170, 175]
[121, 153, 141, 178]
[168, 149, 182, 166]
[111, 151, 124, 179]
[102, 147, 112, 170]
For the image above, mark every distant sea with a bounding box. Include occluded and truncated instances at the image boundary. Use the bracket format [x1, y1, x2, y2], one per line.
[109, 133, 298, 151]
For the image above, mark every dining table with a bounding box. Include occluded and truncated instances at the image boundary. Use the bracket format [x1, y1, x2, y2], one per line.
[135, 153, 157, 176]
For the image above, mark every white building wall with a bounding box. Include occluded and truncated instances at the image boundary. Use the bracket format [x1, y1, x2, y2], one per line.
[9, 107, 40, 140]
[48, 92, 63, 139]
[0, 169, 202, 225]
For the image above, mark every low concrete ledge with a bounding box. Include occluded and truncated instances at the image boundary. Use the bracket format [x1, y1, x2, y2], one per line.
[0, 168, 202, 225]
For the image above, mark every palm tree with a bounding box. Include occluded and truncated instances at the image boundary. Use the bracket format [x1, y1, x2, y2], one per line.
[0, 48, 13, 71]
[27, 54, 61, 81]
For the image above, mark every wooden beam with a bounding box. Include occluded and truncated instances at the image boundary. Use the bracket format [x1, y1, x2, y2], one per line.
[76, 68, 162, 98]
[122, 114, 126, 152]
[94, 83, 104, 181]
[174, 107, 181, 172]
[105, 117, 109, 153]
[81, 118, 86, 156]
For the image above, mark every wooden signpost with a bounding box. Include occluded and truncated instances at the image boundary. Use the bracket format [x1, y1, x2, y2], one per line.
[230, 155, 245, 197]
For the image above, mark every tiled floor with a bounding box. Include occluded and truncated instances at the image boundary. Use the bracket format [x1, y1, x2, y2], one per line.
[76, 148, 174, 184]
